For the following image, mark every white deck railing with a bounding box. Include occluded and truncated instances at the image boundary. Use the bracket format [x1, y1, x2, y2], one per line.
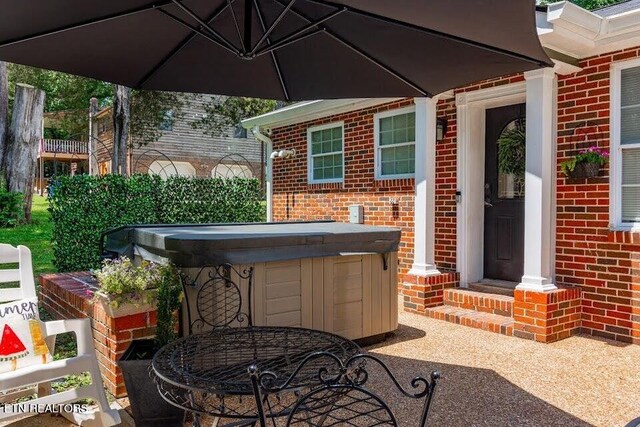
[41, 139, 89, 154]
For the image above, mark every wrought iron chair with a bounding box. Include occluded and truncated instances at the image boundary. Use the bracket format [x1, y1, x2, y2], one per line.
[248, 351, 440, 427]
[171, 263, 255, 426]
[180, 263, 254, 334]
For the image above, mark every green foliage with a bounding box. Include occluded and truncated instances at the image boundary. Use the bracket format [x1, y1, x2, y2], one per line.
[538, 0, 623, 10]
[157, 176, 265, 223]
[94, 257, 164, 308]
[560, 145, 609, 176]
[0, 175, 23, 227]
[0, 196, 54, 275]
[49, 174, 265, 272]
[497, 128, 526, 176]
[192, 96, 277, 137]
[155, 263, 183, 348]
[48, 174, 159, 272]
[130, 90, 188, 146]
[7, 64, 111, 139]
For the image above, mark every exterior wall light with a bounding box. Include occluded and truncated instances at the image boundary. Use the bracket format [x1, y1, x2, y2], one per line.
[436, 118, 448, 141]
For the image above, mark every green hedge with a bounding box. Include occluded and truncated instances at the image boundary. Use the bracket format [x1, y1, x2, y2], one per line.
[49, 174, 265, 272]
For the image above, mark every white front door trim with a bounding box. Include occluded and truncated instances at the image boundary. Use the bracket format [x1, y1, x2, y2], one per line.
[455, 82, 526, 286]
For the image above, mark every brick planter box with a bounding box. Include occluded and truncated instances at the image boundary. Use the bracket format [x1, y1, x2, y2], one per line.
[39, 272, 157, 398]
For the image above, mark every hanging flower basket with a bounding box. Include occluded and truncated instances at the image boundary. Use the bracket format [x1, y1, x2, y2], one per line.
[560, 146, 608, 179]
[567, 162, 601, 179]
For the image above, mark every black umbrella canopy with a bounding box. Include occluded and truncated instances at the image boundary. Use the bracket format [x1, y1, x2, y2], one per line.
[0, 0, 551, 101]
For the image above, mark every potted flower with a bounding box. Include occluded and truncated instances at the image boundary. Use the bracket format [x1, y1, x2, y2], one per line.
[93, 257, 159, 317]
[93, 257, 184, 427]
[560, 146, 609, 179]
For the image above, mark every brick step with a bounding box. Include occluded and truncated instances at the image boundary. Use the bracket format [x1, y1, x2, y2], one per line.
[425, 305, 514, 337]
[444, 288, 514, 317]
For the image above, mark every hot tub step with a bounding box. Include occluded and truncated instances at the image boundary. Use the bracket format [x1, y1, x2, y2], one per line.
[424, 305, 514, 337]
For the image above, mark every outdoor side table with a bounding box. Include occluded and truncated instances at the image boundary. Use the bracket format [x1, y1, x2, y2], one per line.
[151, 326, 361, 422]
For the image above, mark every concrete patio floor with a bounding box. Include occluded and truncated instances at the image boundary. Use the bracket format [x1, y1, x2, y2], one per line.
[3, 309, 640, 427]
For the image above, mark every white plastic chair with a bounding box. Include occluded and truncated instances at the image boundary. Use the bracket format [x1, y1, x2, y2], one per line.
[0, 244, 120, 426]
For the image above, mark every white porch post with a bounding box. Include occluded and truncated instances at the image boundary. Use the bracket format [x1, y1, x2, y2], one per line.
[517, 68, 558, 292]
[409, 97, 440, 277]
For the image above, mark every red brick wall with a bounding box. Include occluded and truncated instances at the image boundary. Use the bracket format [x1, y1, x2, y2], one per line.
[556, 47, 640, 344]
[270, 99, 458, 275]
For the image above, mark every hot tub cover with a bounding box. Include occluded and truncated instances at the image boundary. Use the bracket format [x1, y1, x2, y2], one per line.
[103, 221, 401, 267]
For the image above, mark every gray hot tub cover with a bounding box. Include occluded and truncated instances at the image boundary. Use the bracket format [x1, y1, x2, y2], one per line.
[103, 221, 401, 267]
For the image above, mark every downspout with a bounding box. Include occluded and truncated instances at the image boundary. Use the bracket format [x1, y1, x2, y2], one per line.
[252, 126, 273, 222]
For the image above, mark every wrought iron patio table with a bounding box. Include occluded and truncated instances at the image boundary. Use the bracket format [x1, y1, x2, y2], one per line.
[151, 326, 361, 422]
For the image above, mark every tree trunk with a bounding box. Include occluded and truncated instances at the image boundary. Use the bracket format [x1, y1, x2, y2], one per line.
[112, 85, 131, 175]
[5, 83, 45, 222]
[0, 61, 8, 171]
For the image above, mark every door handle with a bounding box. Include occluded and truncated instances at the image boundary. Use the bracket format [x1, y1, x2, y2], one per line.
[484, 183, 493, 207]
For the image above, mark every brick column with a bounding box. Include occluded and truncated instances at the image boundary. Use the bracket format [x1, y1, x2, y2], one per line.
[40, 272, 157, 398]
[513, 286, 581, 343]
[402, 271, 460, 313]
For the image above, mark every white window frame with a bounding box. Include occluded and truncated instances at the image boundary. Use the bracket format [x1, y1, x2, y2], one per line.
[610, 57, 640, 231]
[374, 106, 417, 180]
[307, 121, 345, 184]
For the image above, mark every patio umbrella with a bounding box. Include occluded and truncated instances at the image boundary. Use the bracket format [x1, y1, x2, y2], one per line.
[0, 0, 551, 101]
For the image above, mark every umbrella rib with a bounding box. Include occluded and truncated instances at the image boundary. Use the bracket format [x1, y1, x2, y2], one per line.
[254, 8, 346, 57]
[171, 0, 239, 54]
[227, 0, 245, 49]
[251, 0, 297, 55]
[136, 1, 234, 88]
[272, 0, 430, 97]
[253, 0, 290, 101]
[157, 8, 239, 56]
[0, 1, 176, 49]
[306, 0, 551, 67]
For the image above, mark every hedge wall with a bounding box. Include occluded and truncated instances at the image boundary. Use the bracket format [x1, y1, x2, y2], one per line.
[49, 174, 265, 272]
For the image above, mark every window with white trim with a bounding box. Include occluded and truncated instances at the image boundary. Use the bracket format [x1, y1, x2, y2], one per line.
[375, 108, 416, 179]
[308, 123, 343, 183]
[613, 60, 640, 228]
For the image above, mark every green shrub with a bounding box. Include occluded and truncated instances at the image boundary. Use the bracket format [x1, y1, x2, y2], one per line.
[0, 176, 24, 227]
[49, 174, 265, 272]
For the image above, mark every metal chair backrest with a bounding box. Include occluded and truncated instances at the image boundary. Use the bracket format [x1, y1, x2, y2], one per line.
[0, 244, 37, 303]
[249, 352, 440, 427]
[180, 263, 254, 335]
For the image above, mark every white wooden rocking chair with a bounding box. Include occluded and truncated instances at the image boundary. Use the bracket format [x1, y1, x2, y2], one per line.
[0, 244, 120, 426]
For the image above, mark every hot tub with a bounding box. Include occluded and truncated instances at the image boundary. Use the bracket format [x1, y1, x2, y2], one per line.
[103, 221, 401, 340]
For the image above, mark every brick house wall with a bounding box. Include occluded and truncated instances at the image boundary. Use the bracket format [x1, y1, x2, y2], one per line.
[555, 46, 640, 344]
[267, 46, 640, 344]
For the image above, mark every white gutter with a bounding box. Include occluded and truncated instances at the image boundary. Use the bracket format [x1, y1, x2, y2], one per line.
[252, 126, 273, 222]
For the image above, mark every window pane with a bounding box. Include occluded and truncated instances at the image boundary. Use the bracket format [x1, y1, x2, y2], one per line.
[393, 128, 408, 144]
[622, 186, 640, 222]
[332, 127, 342, 140]
[380, 131, 394, 146]
[311, 131, 321, 143]
[623, 148, 640, 185]
[622, 66, 640, 107]
[396, 145, 410, 160]
[381, 147, 395, 162]
[381, 161, 396, 176]
[394, 113, 408, 129]
[621, 105, 640, 145]
[380, 117, 393, 132]
[313, 166, 324, 180]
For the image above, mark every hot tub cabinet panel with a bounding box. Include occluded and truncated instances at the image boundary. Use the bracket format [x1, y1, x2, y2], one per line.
[252, 253, 398, 340]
